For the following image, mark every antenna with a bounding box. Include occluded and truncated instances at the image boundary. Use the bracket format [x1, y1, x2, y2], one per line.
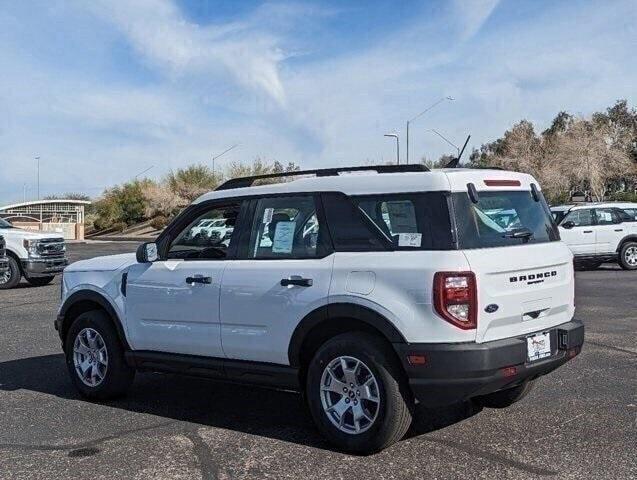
[444, 135, 471, 168]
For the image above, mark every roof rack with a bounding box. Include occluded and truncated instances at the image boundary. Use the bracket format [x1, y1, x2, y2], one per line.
[215, 164, 430, 191]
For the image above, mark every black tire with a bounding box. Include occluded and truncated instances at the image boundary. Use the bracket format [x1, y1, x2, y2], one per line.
[618, 241, 637, 270]
[305, 332, 413, 454]
[473, 380, 535, 409]
[26, 275, 55, 287]
[0, 256, 21, 289]
[65, 310, 135, 400]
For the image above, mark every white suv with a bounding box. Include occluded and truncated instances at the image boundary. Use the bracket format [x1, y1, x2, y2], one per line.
[551, 203, 637, 270]
[56, 165, 584, 453]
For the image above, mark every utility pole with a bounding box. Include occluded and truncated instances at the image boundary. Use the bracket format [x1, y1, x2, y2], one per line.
[405, 96, 454, 163]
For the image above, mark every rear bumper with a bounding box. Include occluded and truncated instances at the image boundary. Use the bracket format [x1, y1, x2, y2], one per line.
[22, 257, 68, 277]
[394, 319, 584, 407]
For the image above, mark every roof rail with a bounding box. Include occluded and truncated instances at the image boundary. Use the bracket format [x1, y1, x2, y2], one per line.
[215, 164, 430, 191]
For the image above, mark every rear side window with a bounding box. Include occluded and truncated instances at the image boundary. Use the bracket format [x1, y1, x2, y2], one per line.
[354, 192, 453, 250]
[452, 191, 559, 249]
[246, 195, 328, 259]
[620, 208, 637, 221]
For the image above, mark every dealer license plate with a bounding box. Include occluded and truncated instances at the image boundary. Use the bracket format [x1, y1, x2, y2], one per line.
[527, 332, 551, 362]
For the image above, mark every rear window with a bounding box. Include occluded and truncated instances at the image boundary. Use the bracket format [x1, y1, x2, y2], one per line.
[452, 191, 559, 249]
[354, 192, 453, 250]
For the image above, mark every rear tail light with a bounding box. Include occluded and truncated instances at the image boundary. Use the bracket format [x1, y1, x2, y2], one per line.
[433, 272, 477, 330]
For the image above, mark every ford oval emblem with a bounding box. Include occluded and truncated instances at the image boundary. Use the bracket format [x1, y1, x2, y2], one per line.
[485, 304, 499, 313]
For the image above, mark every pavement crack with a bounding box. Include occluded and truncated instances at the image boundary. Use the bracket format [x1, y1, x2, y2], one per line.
[186, 430, 219, 480]
[0, 420, 178, 453]
[425, 437, 558, 476]
[586, 340, 637, 357]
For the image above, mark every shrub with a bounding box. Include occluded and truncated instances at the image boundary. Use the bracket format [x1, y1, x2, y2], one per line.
[150, 215, 170, 230]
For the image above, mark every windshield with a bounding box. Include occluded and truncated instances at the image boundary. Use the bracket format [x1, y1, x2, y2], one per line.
[452, 191, 559, 249]
[0, 218, 14, 228]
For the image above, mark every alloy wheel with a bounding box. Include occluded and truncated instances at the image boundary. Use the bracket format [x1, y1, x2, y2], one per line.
[0, 267, 10, 284]
[320, 356, 380, 434]
[625, 246, 637, 266]
[73, 328, 108, 387]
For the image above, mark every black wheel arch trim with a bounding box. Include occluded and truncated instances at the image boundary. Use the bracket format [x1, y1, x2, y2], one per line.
[616, 235, 637, 252]
[287, 302, 407, 367]
[58, 290, 130, 350]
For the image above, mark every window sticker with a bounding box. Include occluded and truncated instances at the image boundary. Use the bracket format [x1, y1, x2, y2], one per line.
[272, 221, 296, 253]
[398, 232, 422, 247]
[386, 201, 417, 233]
[262, 207, 274, 224]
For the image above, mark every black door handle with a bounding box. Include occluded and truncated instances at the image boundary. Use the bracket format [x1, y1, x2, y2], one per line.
[614, 229, 623, 232]
[281, 277, 313, 287]
[186, 276, 212, 284]
[583, 230, 593, 233]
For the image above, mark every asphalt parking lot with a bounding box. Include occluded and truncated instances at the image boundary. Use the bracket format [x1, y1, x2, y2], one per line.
[0, 242, 635, 479]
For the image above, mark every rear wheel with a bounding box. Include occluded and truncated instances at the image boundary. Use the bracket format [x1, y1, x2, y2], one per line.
[26, 275, 55, 287]
[305, 332, 413, 454]
[473, 380, 535, 409]
[619, 242, 637, 270]
[65, 310, 135, 400]
[0, 256, 21, 289]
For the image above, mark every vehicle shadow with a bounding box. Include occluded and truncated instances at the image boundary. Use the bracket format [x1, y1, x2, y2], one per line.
[0, 353, 480, 452]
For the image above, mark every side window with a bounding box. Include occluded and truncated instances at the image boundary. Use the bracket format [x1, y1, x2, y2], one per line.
[595, 208, 616, 225]
[621, 208, 637, 221]
[247, 196, 326, 259]
[167, 203, 241, 260]
[321, 193, 387, 251]
[563, 209, 593, 227]
[355, 193, 453, 250]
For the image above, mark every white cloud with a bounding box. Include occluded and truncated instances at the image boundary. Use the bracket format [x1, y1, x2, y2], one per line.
[87, 0, 287, 105]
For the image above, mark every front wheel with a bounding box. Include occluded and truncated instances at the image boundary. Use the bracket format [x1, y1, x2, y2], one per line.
[26, 275, 55, 287]
[619, 242, 637, 270]
[0, 256, 21, 289]
[306, 332, 413, 454]
[65, 310, 135, 400]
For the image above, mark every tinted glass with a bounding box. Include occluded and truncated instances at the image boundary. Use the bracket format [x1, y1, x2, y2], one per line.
[321, 193, 386, 251]
[453, 191, 559, 249]
[247, 195, 326, 259]
[354, 192, 453, 250]
[551, 210, 568, 224]
[620, 208, 637, 221]
[563, 209, 593, 227]
[596, 208, 617, 225]
[167, 203, 240, 260]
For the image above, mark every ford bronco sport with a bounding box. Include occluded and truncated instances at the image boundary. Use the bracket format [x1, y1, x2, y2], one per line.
[56, 165, 584, 453]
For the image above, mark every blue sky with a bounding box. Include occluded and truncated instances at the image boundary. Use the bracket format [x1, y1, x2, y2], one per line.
[0, 0, 635, 203]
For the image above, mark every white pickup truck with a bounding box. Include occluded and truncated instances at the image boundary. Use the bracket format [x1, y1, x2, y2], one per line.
[0, 218, 68, 288]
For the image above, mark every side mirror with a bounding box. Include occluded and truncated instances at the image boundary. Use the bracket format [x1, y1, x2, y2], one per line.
[136, 242, 158, 263]
[561, 221, 575, 230]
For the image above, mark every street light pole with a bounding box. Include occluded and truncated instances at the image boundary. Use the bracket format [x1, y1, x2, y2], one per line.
[428, 129, 460, 157]
[134, 165, 154, 180]
[211, 144, 239, 179]
[405, 96, 454, 163]
[35, 156, 40, 200]
[384, 134, 400, 165]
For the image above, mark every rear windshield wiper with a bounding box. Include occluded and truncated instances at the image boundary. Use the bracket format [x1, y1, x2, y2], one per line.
[503, 228, 534, 240]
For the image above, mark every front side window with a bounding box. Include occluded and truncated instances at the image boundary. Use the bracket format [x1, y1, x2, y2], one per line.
[453, 191, 559, 249]
[167, 203, 240, 260]
[563, 209, 593, 227]
[247, 195, 326, 259]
